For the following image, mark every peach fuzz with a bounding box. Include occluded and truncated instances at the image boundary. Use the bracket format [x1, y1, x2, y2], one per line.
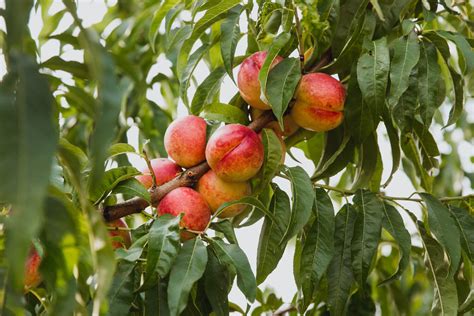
[197, 170, 251, 218]
[205, 124, 264, 182]
[164, 115, 207, 167]
[24, 247, 42, 291]
[108, 218, 132, 249]
[291, 73, 345, 132]
[158, 187, 211, 239]
[136, 158, 182, 189]
[237, 51, 284, 110]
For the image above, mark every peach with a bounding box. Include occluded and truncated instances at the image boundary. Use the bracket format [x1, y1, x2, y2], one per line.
[158, 187, 211, 239]
[164, 115, 207, 167]
[196, 170, 251, 218]
[250, 108, 299, 137]
[237, 51, 284, 110]
[290, 73, 345, 132]
[136, 158, 182, 189]
[24, 247, 42, 290]
[108, 219, 132, 249]
[205, 124, 264, 182]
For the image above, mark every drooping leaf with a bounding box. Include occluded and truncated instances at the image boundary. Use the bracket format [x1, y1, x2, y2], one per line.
[254, 128, 284, 194]
[149, 0, 182, 51]
[220, 5, 243, 81]
[393, 67, 418, 132]
[179, 44, 211, 107]
[107, 143, 137, 159]
[201, 102, 249, 124]
[204, 247, 232, 316]
[445, 66, 464, 127]
[382, 109, 400, 187]
[210, 220, 238, 244]
[191, 67, 226, 114]
[351, 190, 385, 291]
[89, 166, 141, 204]
[437, 30, 474, 74]
[351, 133, 379, 190]
[41, 56, 89, 79]
[168, 238, 208, 316]
[112, 178, 151, 203]
[446, 206, 474, 261]
[215, 196, 276, 222]
[107, 261, 136, 316]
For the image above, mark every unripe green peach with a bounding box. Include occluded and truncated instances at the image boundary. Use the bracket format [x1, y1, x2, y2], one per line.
[290, 73, 345, 132]
[196, 170, 251, 218]
[238, 51, 284, 110]
[108, 218, 132, 249]
[164, 115, 207, 167]
[205, 124, 264, 182]
[136, 158, 182, 189]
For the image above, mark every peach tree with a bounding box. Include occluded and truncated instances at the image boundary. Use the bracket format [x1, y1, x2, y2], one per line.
[0, 0, 473, 315]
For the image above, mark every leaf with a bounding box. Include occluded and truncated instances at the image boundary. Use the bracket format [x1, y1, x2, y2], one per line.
[357, 36, 389, 117]
[113, 178, 151, 203]
[418, 40, 443, 126]
[210, 220, 238, 244]
[256, 187, 291, 284]
[210, 239, 257, 302]
[168, 238, 208, 316]
[351, 133, 379, 190]
[382, 109, 400, 187]
[266, 57, 301, 125]
[142, 215, 181, 290]
[280, 166, 315, 244]
[299, 189, 335, 311]
[351, 190, 385, 291]
[145, 279, 169, 316]
[258, 32, 291, 103]
[149, 0, 181, 51]
[393, 67, 418, 131]
[412, 120, 439, 171]
[179, 44, 210, 107]
[437, 31, 474, 74]
[327, 205, 357, 316]
[445, 66, 464, 127]
[387, 34, 420, 108]
[190, 67, 227, 115]
[254, 128, 284, 194]
[89, 166, 141, 204]
[418, 223, 459, 316]
[63, 84, 96, 117]
[201, 102, 249, 124]
[107, 261, 136, 316]
[108, 143, 137, 159]
[215, 196, 276, 222]
[0, 55, 58, 294]
[204, 248, 232, 316]
[420, 193, 461, 277]
[220, 5, 242, 81]
[446, 206, 474, 261]
[379, 203, 411, 284]
[41, 56, 89, 79]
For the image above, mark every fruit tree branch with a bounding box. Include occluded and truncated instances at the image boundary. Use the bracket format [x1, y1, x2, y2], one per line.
[102, 111, 276, 222]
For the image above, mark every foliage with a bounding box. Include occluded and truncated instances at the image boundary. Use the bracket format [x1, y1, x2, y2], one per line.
[0, 0, 473, 315]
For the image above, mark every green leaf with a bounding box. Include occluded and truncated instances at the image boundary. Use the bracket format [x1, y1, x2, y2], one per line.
[258, 32, 291, 103]
[418, 40, 443, 126]
[266, 57, 301, 125]
[145, 279, 169, 316]
[351, 133, 379, 190]
[299, 189, 335, 311]
[149, 0, 181, 51]
[107, 261, 136, 316]
[220, 5, 242, 81]
[210, 239, 257, 302]
[256, 187, 291, 284]
[215, 196, 276, 222]
[89, 166, 141, 204]
[351, 190, 385, 291]
[142, 215, 181, 289]
[445, 66, 464, 127]
[393, 66, 418, 131]
[204, 248, 232, 316]
[412, 120, 439, 171]
[280, 166, 315, 244]
[108, 143, 137, 159]
[437, 31, 474, 74]
[387, 34, 420, 108]
[379, 203, 411, 284]
[447, 206, 474, 261]
[327, 205, 357, 316]
[41, 56, 89, 79]
[210, 220, 238, 245]
[191, 67, 226, 115]
[201, 102, 249, 124]
[357, 36, 390, 117]
[382, 109, 400, 187]
[420, 193, 461, 277]
[418, 223, 458, 316]
[0, 55, 58, 294]
[254, 128, 283, 194]
[168, 238, 208, 316]
[179, 43, 210, 107]
[113, 178, 151, 203]
[63, 84, 96, 118]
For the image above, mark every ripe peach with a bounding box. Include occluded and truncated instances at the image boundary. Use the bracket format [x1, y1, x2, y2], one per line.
[205, 124, 264, 182]
[250, 108, 299, 137]
[136, 158, 182, 189]
[196, 170, 251, 218]
[290, 73, 345, 132]
[237, 51, 284, 110]
[158, 187, 211, 239]
[24, 247, 42, 290]
[164, 115, 207, 168]
[108, 219, 132, 249]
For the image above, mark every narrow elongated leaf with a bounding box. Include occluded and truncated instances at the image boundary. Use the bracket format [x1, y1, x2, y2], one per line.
[107, 261, 136, 316]
[149, 0, 181, 51]
[382, 109, 400, 187]
[108, 143, 136, 158]
[41, 56, 89, 79]
[357, 36, 390, 116]
[438, 31, 474, 74]
[401, 133, 433, 191]
[418, 40, 443, 126]
[191, 67, 226, 114]
[201, 102, 249, 124]
[168, 239, 208, 316]
[214, 196, 276, 222]
[447, 206, 474, 261]
[145, 279, 169, 316]
[220, 5, 242, 80]
[89, 166, 141, 204]
[113, 178, 151, 203]
[299, 189, 335, 310]
[210, 239, 256, 302]
[380, 203, 411, 284]
[280, 166, 315, 243]
[393, 68, 418, 131]
[351, 190, 384, 291]
[210, 220, 238, 244]
[351, 133, 379, 190]
[254, 128, 283, 194]
[418, 224, 458, 316]
[446, 66, 464, 126]
[256, 187, 291, 284]
[387, 34, 420, 108]
[142, 215, 181, 289]
[179, 44, 210, 107]
[328, 205, 357, 316]
[266, 58, 301, 125]
[420, 193, 461, 277]
[412, 120, 439, 171]
[204, 248, 231, 316]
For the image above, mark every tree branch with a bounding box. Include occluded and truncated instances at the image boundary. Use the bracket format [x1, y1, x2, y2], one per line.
[102, 111, 276, 222]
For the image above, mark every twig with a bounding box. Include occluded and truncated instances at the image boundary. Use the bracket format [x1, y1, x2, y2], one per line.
[142, 148, 157, 189]
[273, 305, 296, 315]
